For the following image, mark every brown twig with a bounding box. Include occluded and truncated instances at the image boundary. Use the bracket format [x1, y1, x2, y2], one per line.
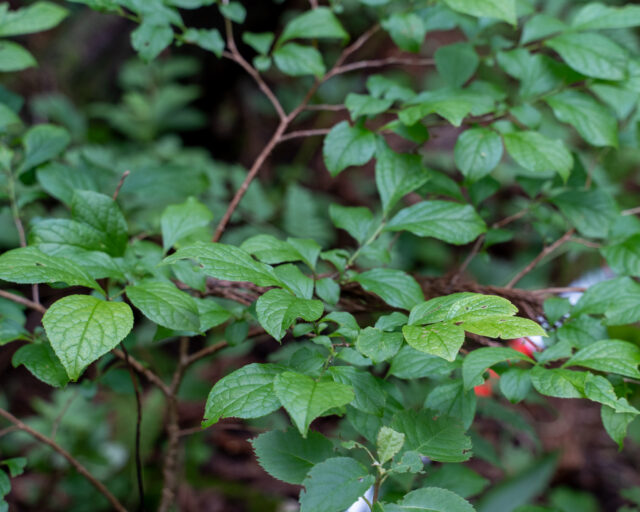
[279, 128, 332, 143]
[0, 289, 46, 314]
[112, 349, 171, 397]
[184, 340, 228, 367]
[622, 206, 640, 216]
[505, 229, 576, 289]
[0, 408, 128, 512]
[327, 56, 435, 79]
[113, 170, 131, 201]
[304, 104, 348, 112]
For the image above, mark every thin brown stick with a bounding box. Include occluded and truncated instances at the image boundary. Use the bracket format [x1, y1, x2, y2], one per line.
[0, 408, 128, 512]
[327, 56, 435, 78]
[622, 206, 640, 216]
[451, 234, 485, 285]
[0, 289, 47, 314]
[304, 104, 348, 112]
[529, 286, 586, 295]
[113, 170, 131, 201]
[112, 349, 171, 397]
[505, 229, 575, 289]
[279, 128, 332, 142]
[493, 207, 530, 229]
[184, 340, 227, 367]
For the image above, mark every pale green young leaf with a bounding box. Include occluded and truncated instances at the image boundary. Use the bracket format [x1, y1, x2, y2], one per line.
[503, 131, 573, 180]
[203, 363, 284, 427]
[328, 204, 374, 244]
[403, 321, 465, 362]
[462, 347, 534, 390]
[0, 2, 68, 37]
[273, 371, 354, 437]
[183, 28, 224, 57]
[242, 32, 273, 54]
[71, 190, 128, 256]
[454, 128, 503, 182]
[0, 41, 36, 72]
[461, 317, 546, 339]
[382, 13, 426, 53]
[299, 457, 374, 512]
[278, 7, 348, 46]
[126, 280, 200, 332]
[602, 234, 640, 276]
[323, 121, 376, 176]
[499, 368, 532, 404]
[345, 93, 392, 120]
[425, 381, 477, 429]
[251, 428, 334, 485]
[164, 242, 282, 287]
[385, 487, 476, 512]
[564, 339, 640, 379]
[355, 327, 403, 363]
[552, 189, 618, 238]
[20, 124, 70, 173]
[435, 42, 479, 87]
[0, 246, 101, 292]
[530, 367, 586, 399]
[352, 268, 424, 310]
[409, 293, 517, 326]
[377, 426, 405, 464]
[256, 289, 323, 341]
[42, 295, 133, 380]
[12, 343, 69, 388]
[442, 0, 516, 24]
[161, 197, 213, 251]
[571, 3, 640, 30]
[273, 43, 325, 77]
[601, 405, 635, 450]
[386, 201, 486, 245]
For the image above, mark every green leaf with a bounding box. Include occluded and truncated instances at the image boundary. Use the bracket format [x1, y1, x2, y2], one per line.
[240, 234, 302, 265]
[409, 293, 517, 325]
[602, 234, 640, 276]
[583, 374, 639, 414]
[345, 93, 392, 120]
[329, 366, 386, 415]
[389, 345, 457, 379]
[399, 90, 474, 127]
[203, 363, 284, 427]
[273, 43, 325, 77]
[242, 32, 274, 54]
[402, 323, 464, 362]
[323, 121, 376, 176]
[315, 277, 340, 305]
[391, 410, 472, 462]
[42, 295, 133, 380]
[0, 103, 21, 131]
[375, 141, 429, 215]
[546, 91, 618, 147]
[435, 43, 479, 87]
[161, 197, 213, 251]
[564, 339, 640, 379]
[355, 327, 403, 363]
[571, 3, 640, 30]
[0, 2, 68, 36]
[499, 368, 531, 404]
[71, 191, 128, 256]
[12, 342, 69, 388]
[219, 1, 246, 23]
[377, 426, 405, 464]
[0, 458, 26, 478]
[461, 317, 546, 339]
[385, 487, 476, 512]
[382, 13, 426, 53]
[386, 201, 486, 245]
[274, 264, 313, 299]
[328, 204, 374, 245]
[183, 28, 224, 57]
[552, 189, 617, 238]
[574, 277, 640, 325]
[601, 405, 635, 450]
[20, 124, 70, 172]
[0, 246, 101, 292]
[299, 457, 374, 512]
[425, 381, 477, 429]
[545, 32, 628, 80]
[454, 128, 503, 182]
[530, 367, 586, 399]
[352, 268, 424, 310]
[30, 219, 105, 253]
[442, 0, 516, 25]
[521, 14, 567, 45]
[503, 131, 573, 180]
[425, 465, 489, 499]
[273, 371, 354, 437]
[126, 280, 199, 332]
[278, 7, 347, 46]
[256, 289, 324, 341]
[251, 428, 334, 485]
[164, 242, 282, 287]
[0, 41, 36, 71]
[463, 347, 533, 390]
[131, 19, 173, 62]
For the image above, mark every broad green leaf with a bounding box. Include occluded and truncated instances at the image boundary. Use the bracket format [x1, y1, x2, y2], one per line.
[399, 90, 474, 127]
[463, 347, 533, 390]
[323, 121, 376, 176]
[161, 197, 213, 251]
[273, 371, 354, 437]
[391, 410, 472, 462]
[30, 219, 105, 253]
[591, 83, 639, 120]
[345, 93, 392, 120]
[251, 428, 334, 485]
[219, 1, 245, 23]
[164, 242, 282, 287]
[571, 3, 640, 30]
[546, 91, 617, 147]
[584, 374, 639, 414]
[503, 131, 573, 180]
[131, 20, 173, 61]
[499, 368, 532, 404]
[329, 366, 386, 416]
[601, 405, 635, 450]
[382, 13, 426, 53]
[278, 7, 347, 46]
[315, 276, 340, 305]
[552, 189, 617, 238]
[442, 0, 516, 24]
[20, 124, 70, 172]
[328, 204, 374, 244]
[355, 327, 403, 363]
[386, 201, 486, 245]
[240, 234, 302, 265]
[126, 280, 200, 332]
[0, 2, 68, 36]
[299, 457, 374, 512]
[521, 14, 567, 44]
[1, 458, 26, 478]
[273, 43, 325, 77]
[573, 277, 640, 325]
[530, 367, 586, 399]
[454, 128, 503, 182]
[386, 487, 476, 512]
[12, 342, 69, 388]
[287, 238, 322, 270]
[195, 297, 231, 332]
[602, 234, 640, 276]
[0, 41, 36, 71]
[0, 103, 21, 131]
[0, 246, 101, 292]
[71, 191, 128, 256]
[435, 42, 479, 87]
[545, 32, 627, 80]
[409, 293, 517, 325]
[402, 323, 464, 362]
[388, 345, 457, 379]
[42, 295, 133, 380]
[461, 317, 546, 339]
[564, 339, 640, 379]
[242, 32, 273, 54]
[183, 28, 224, 57]
[377, 426, 405, 464]
[425, 381, 477, 429]
[256, 289, 323, 341]
[352, 268, 424, 310]
[375, 141, 428, 215]
[274, 264, 313, 299]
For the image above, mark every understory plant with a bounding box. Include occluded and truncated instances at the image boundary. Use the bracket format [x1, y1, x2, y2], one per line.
[2, 0, 640, 511]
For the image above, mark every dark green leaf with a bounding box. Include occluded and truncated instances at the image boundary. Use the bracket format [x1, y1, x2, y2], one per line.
[323, 121, 376, 176]
[352, 268, 424, 310]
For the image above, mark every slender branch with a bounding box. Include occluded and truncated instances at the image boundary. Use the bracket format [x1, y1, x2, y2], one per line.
[112, 349, 171, 397]
[622, 206, 640, 216]
[113, 170, 130, 201]
[184, 340, 228, 367]
[493, 206, 530, 229]
[0, 289, 46, 314]
[529, 286, 586, 295]
[327, 56, 435, 79]
[451, 234, 485, 285]
[505, 229, 575, 289]
[279, 128, 332, 143]
[304, 104, 347, 112]
[0, 408, 128, 512]
[334, 24, 380, 69]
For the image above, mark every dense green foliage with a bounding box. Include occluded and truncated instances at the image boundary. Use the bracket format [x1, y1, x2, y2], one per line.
[2, 0, 640, 511]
